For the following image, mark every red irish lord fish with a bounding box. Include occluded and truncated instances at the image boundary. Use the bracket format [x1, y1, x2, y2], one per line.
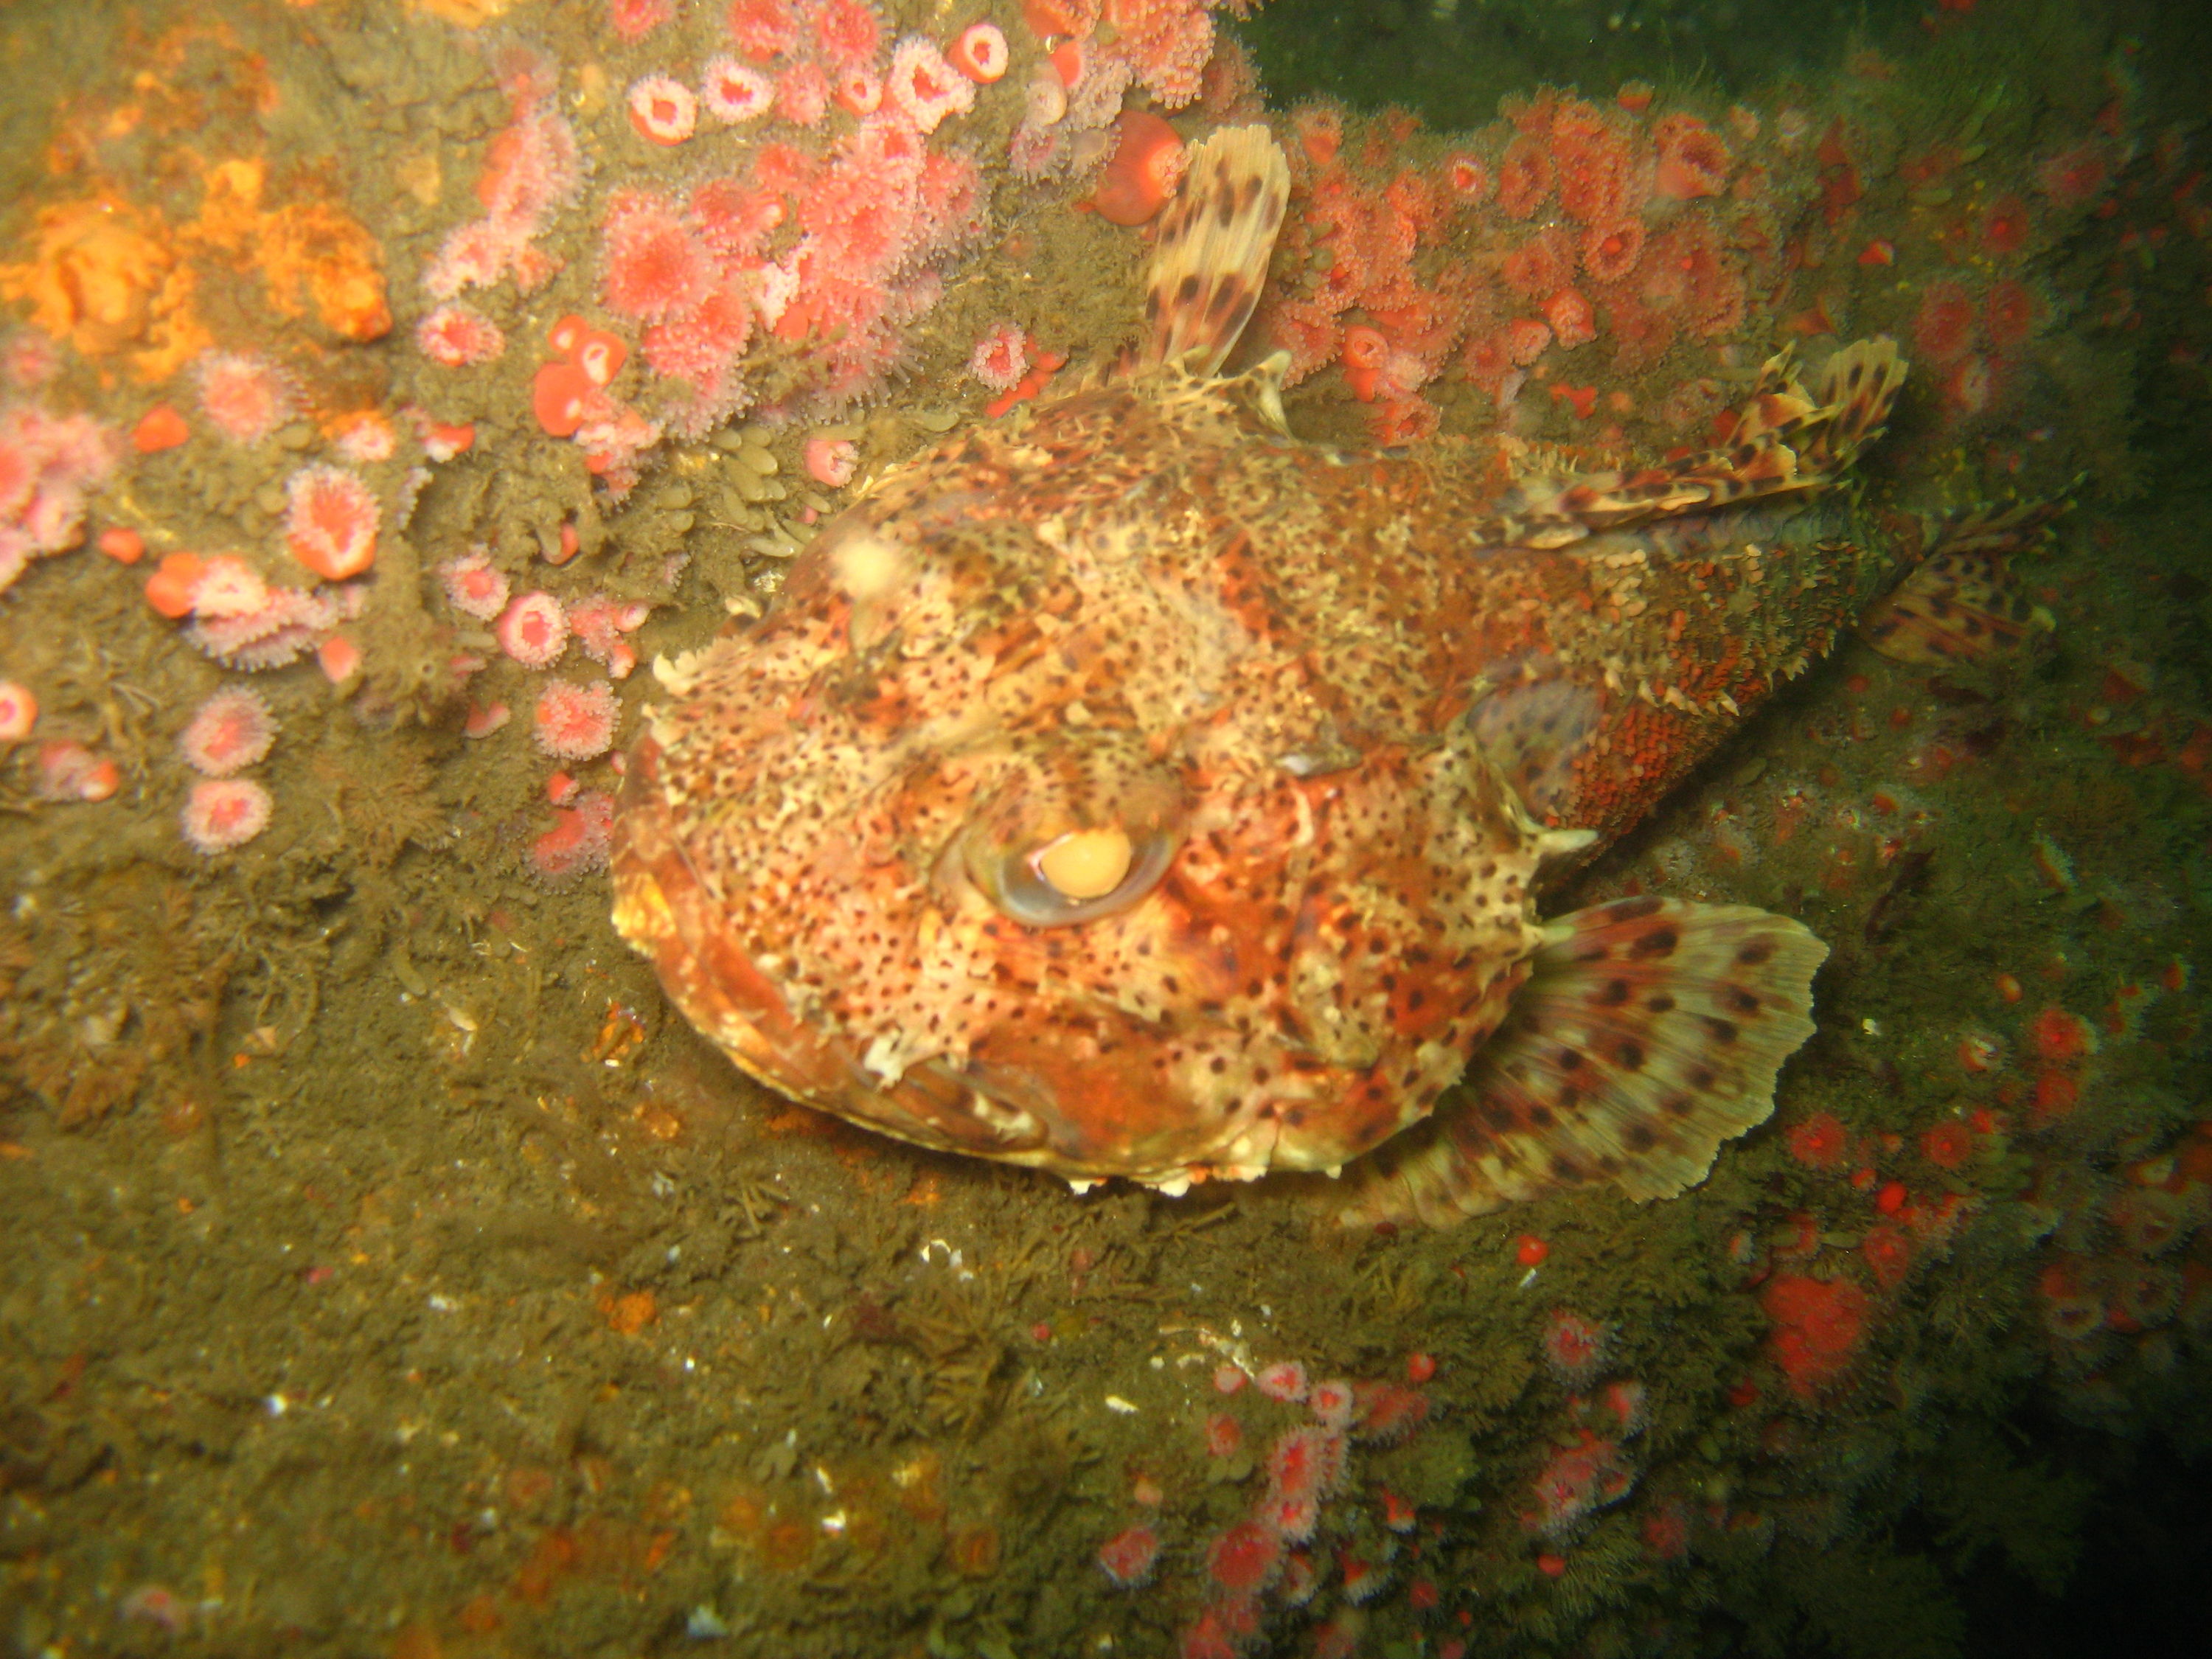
[612, 126, 2000, 1226]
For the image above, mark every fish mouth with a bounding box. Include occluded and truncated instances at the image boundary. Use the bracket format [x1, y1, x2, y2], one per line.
[894, 1057, 1102, 1165]
[807, 1032, 1203, 1180]
[886, 1054, 1299, 1191]
[719, 1036, 1251, 1189]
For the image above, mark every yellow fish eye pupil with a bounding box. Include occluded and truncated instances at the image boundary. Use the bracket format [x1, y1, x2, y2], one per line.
[1033, 827, 1134, 900]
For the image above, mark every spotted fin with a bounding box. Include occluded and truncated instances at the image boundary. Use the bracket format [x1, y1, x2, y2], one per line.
[1140, 124, 1290, 376]
[1467, 678, 1603, 821]
[1798, 333, 1910, 468]
[1860, 498, 2063, 665]
[1484, 338, 1909, 550]
[1335, 898, 1827, 1229]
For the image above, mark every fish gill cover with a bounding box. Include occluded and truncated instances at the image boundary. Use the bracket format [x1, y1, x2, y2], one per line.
[0, 1, 2209, 1656]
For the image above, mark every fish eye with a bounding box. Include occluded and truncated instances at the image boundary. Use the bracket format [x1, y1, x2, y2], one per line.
[1036, 827, 1133, 899]
[967, 824, 1178, 926]
[949, 748, 1187, 927]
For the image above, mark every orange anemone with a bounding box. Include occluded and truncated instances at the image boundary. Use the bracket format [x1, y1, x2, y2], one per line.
[1092, 111, 1184, 227]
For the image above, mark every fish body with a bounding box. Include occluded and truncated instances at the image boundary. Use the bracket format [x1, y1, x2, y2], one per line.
[611, 129, 1931, 1224]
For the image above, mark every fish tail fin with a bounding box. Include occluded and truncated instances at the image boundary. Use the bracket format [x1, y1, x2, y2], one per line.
[1487, 338, 1907, 547]
[1140, 124, 1290, 377]
[1335, 899, 1826, 1229]
[1859, 487, 2073, 665]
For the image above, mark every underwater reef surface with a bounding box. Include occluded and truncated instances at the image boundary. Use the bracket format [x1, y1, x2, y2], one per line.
[1, 1, 2209, 1655]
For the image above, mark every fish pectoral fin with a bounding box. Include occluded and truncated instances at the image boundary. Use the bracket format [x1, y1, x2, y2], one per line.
[1467, 677, 1604, 821]
[1858, 548, 2049, 665]
[1860, 493, 2071, 666]
[1335, 898, 1827, 1229]
[1485, 337, 1909, 547]
[1139, 124, 1290, 378]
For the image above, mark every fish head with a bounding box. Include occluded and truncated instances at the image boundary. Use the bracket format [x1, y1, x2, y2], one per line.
[613, 472, 1565, 1193]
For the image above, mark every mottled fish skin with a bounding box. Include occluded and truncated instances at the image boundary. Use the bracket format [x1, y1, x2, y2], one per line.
[611, 128, 1916, 1209]
[614, 369, 1902, 1176]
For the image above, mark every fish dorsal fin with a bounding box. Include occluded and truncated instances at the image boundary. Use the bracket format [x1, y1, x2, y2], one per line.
[1798, 335, 1910, 473]
[1140, 124, 1290, 378]
[1481, 337, 1910, 550]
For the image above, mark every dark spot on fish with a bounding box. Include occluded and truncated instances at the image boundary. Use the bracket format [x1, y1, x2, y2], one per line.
[1661, 1094, 1694, 1117]
[1630, 927, 1678, 959]
[1548, 1152, 1582, 1181]
[1723, 987, 1760, 1015]
[1528, 1104, 1555, 1129]
[1617, 1039, 1645, 1071]
[1625, 1122, 1658, 1152]
[1557, 1048, 1584, 1071]
[1177, 274, 1200, 306]
[1607, 897, 1664, 923]
[1736, 938, 1775, 966]
[1688, 1066, 1717, 1090]
[1704, 1017, 1739, 1044]
[1598, 978, 1631, 1006]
